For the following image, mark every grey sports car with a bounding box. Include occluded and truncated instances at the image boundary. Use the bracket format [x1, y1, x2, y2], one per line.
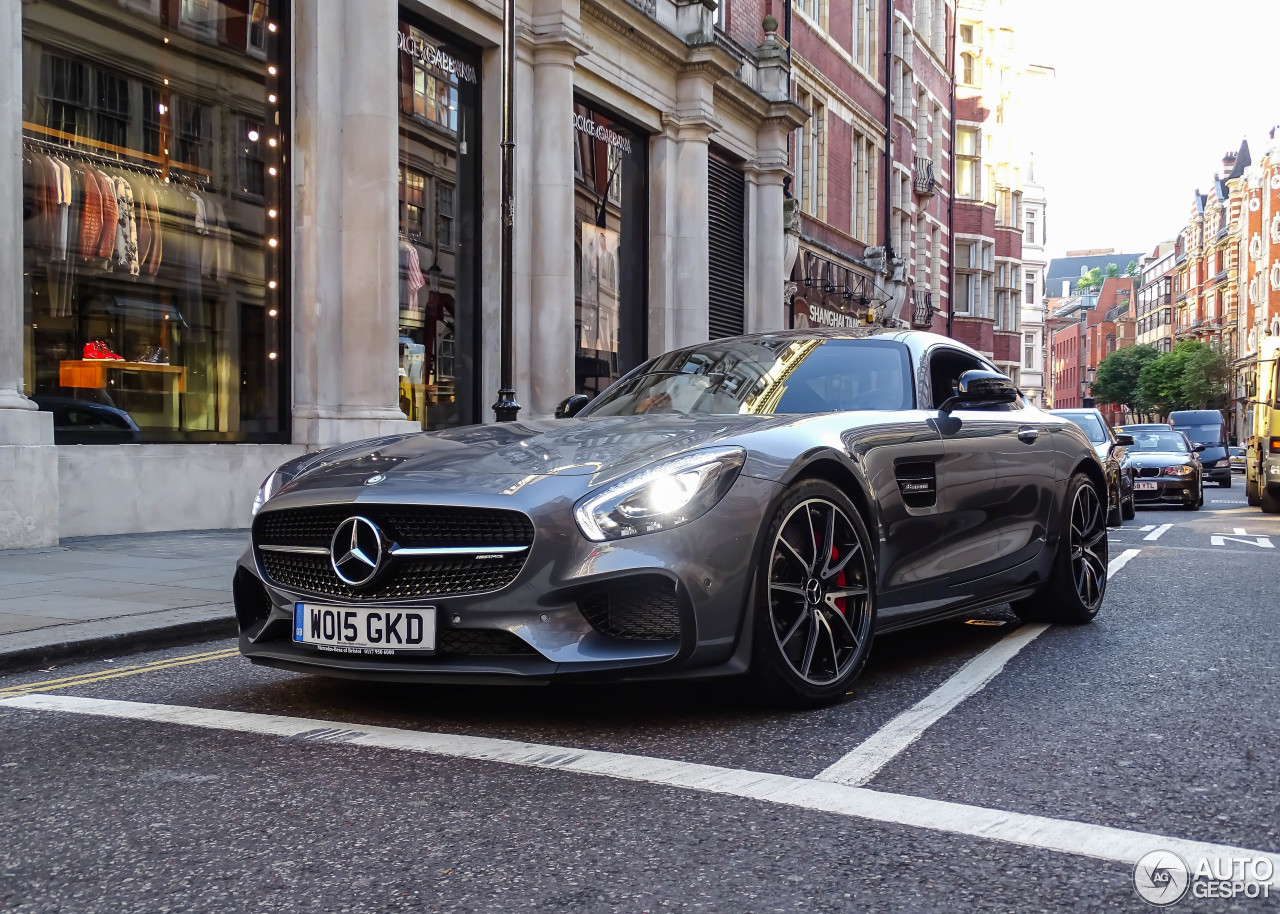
[235, 329, 1110, 705]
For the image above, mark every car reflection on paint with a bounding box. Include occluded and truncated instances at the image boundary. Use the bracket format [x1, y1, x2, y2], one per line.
[235, 329, 1112, 707]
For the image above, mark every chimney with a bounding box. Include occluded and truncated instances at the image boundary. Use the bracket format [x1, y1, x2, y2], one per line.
[1223, 150, 1237, 173]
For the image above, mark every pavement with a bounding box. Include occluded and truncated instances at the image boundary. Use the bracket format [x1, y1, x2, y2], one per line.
[0, 529, 244, 674]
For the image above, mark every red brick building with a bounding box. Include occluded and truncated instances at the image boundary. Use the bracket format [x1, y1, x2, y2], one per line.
[1048, 277, 1136, 413]
[784, 0, 954, 332]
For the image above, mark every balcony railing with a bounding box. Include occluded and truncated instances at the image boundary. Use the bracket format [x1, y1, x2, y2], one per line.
[911, 290, 934, 327]
[1211, 269, 1228, 286]
[1106, 303, 1132, 322]
[913, 156, 936, 196]
[1176, 290, 1188, 302]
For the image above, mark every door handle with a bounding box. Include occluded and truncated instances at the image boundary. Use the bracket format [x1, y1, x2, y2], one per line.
[1017, 427, 1040, 443]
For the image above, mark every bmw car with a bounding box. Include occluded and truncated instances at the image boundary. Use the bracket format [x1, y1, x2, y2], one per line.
[235, 330, 1111, 705]
[1124, 429, 1204, 510]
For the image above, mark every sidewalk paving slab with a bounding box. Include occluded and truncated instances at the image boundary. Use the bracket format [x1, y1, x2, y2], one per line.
[0, 530, 245, 675]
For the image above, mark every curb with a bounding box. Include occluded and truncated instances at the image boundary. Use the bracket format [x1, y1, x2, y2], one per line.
[0, 605, 238, 676]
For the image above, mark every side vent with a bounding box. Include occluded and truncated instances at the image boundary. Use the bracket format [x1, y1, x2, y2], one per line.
[895, 461, 937, 508]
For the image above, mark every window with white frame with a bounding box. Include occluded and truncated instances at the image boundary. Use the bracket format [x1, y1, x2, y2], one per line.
[954, 243, 974, 314]
[961, 53, 976, 86]
[956, 127, 977, 198]
[1024, 332, 1036, 369]
[1025, 211, 1036, 245]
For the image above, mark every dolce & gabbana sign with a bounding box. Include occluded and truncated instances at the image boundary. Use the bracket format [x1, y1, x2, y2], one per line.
[572, 113, 633, 154]
[397, 32, 478, 84]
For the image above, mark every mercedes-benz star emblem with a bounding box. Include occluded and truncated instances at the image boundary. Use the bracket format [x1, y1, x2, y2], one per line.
[364, 474, 386, 486]
[330, 516, 384, 587]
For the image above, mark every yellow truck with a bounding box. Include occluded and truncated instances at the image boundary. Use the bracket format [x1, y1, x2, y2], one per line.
[1246, 336, 1280, 513]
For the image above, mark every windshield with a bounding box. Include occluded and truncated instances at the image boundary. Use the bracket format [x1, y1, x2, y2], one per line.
[1128, 433, 1190, 453]
[1058, 412, 1108, 444]
[1171, 424, 1223, 446]
[585, 338, 914, 417]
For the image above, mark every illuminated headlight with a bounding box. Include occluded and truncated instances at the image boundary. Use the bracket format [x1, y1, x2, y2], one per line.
[1163, 465, 1195, 477]
[251, 468, 287, 516]
[574, 447, 745, 542]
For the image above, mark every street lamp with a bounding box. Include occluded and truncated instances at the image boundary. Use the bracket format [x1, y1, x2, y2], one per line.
[491, 0, 520, 422]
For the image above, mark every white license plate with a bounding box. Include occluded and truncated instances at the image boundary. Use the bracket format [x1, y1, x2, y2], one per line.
[294, 604, 436, 653]
[1134, 481, 1157, 490]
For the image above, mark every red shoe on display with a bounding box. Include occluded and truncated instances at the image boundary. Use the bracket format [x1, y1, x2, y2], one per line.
[83, 341, 124, 360]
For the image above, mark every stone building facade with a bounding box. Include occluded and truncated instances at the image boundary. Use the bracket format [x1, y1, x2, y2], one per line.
[0, 0, 803, 547]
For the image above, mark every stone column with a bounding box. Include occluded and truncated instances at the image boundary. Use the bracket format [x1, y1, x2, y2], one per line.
[747, 117, 792, 333]
[648, 125, 679, 356]
[0, 0, 58, 547]
[291, 0, 417, 448]
[527, 31, 585, 416]
[668, 112, 718, 346]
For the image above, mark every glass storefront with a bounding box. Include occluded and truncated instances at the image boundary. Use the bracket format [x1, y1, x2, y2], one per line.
[20, 0, 289, 443]
[396, 11, 480, 430]
[573, 99, 647, 398]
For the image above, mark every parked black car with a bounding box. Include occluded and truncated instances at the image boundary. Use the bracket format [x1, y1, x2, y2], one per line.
[1124, 429, 1204, 510]
[1168, 409, 1231, 487]
[1051, 408, 1135, 524]
[236, 329, 1112, 706]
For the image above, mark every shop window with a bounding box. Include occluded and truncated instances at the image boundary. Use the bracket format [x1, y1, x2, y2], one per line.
[20, 0, 290, 443]
[572, 99, 648, 399]
[397, 12, 480, 430]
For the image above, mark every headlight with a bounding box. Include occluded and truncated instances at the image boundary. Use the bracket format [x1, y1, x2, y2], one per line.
[1214, 458, 1230, 467]
[1163, 465, 1195, 477]
[574, 447, 745, 542]
[251, 468, 287, 516]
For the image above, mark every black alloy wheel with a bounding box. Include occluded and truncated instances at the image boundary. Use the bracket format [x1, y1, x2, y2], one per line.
[752, 479, 875, 706]
[1013, 472, 1108, 624]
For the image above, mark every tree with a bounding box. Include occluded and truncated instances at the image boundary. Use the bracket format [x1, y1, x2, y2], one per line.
[1076, 267, 1104, 293]
[1123, 260, 1140, 278]
[1104, 262, 1121, 278]
[1092, 345, 1160, 413]
[1136, 341, 1230, 416]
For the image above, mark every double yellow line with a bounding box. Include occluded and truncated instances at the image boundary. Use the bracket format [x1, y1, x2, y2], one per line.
[0, 647, 239, 698]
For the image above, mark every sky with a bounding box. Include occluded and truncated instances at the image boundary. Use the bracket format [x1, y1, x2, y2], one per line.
[1015, 0, 1280, 263]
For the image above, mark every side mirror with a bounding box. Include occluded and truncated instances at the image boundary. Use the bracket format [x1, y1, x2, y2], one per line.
[554, 394, 590, 419]
[1115, 433, 1135, 446]
[1193, 444, 1206, 452]
[938, 370, 1019, 413]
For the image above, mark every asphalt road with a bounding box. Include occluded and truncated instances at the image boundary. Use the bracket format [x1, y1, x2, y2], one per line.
[2, 479, 1278, 913]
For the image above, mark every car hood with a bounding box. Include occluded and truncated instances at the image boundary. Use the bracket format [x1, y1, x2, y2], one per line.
[278, 414, 787, 494]
[1124, 452, 1195, 468]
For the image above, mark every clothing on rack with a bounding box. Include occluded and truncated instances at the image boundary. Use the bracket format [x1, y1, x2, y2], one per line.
[112, 175, 139, 275]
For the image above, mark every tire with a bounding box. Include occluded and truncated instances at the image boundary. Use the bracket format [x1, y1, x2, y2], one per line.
[1220, 475, 1232, 489]
[1121, 493, 1135, 521]
[750, 479, 876, 707]
[1247, 477, 1261, 507]
[1011, 472, 1107, 625]
[1263, 486, 1280, 515]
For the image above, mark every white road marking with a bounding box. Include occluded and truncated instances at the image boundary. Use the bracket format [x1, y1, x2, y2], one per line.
[816, 623, 1049, 786]
[1210, 529, 1274, 548]
[1107, 548, 1142, 577]
[1137, 525, 1156, 532]
[2, 693, 1276, 881]
[1143, 524, 1174, 541]
[816, 547, 1143, 789]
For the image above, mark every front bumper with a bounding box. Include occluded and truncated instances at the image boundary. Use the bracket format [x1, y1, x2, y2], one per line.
[1131, 477, 1199, 505]
[235, 474, 783, 683]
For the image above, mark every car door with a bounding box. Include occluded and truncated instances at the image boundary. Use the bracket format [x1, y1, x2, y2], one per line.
[924, 345, 1057, 587]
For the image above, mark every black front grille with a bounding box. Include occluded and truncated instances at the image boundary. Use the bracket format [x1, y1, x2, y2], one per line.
[256, 505, 534, 549]
[578, 576, 682, 641]
[254, 505, 534, 601]
[259, 550, 526, 602]
[1138, 467, 1160, 478]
